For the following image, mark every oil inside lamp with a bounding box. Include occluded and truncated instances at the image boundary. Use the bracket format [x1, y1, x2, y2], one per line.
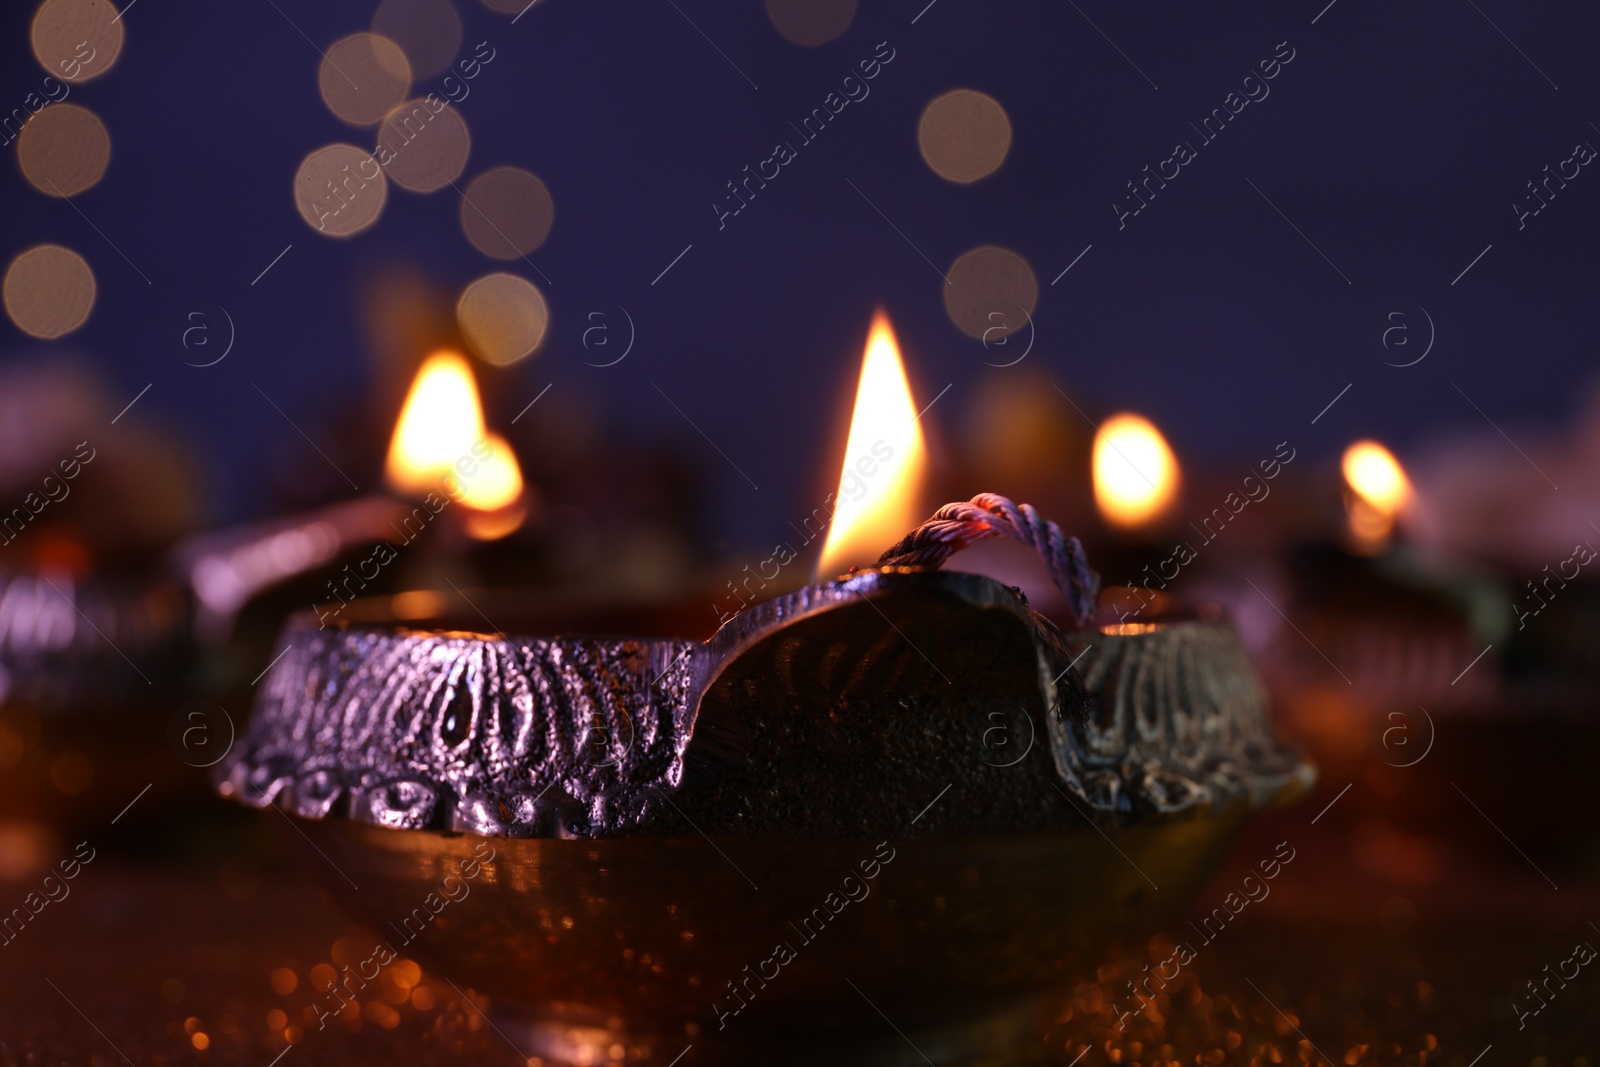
[385, 351, 526, 541]
[816, 311, 926, 576]
[1341, 439, 1410, 553]
[1092, 412, 1179, 531]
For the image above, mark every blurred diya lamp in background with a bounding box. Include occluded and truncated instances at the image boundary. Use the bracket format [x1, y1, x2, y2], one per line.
[1401, 395, 1600, 703]
[0, 365, 197, 709]
[0, 365, 204, 844]
[0, 468, 385, 845]
[1267, 441, 1504, 710]
[1265, 432, 1600, 888]
[0, 559, 193, 845]
[2, 349, 537, 675]
[216, 316, 1311, 1065]
[177, 350, 533, 660]
[1259, 440, 1506, 720]
[0, 350, 538, 852]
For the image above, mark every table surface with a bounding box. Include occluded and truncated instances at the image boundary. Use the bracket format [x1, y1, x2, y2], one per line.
[1, 723, 1597, 1066]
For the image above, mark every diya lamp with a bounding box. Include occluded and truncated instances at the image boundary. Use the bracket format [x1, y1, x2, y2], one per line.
[1248, 439, 1533, 891]
[0, 363, 198, 707]
[266, 348, 531, 632]
[170, 348, 534, 690]
[0, 348, 536, 854]
[1348, 409, 1600, 878]
[216, 314, 1313, 1065]
[0, 365, 201, 845]
[0, 560, 192, 846]
[1400, 394, 1600, 701]
[1259, 439, 1502, 722]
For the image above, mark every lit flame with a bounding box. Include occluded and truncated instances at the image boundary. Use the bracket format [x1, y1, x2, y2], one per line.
[1093, 413, 1179, 530]
[816, 311, 926, 576]
[385, 352, 525, 539]
[1342, 439, 1409, 549]
[460, 432, 526, 541]
[386, 352, 486, 496]
[459, 433, 522, 511]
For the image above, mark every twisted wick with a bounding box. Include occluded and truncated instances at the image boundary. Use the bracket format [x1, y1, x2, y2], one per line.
[876, 493, 1101, 627]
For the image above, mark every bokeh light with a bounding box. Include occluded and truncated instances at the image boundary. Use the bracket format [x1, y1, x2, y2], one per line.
[3, 244, 95, 339]
[269, 967, 298, 995]
[376, 99, 470, 193]
[319, 33, 412, 127]
[918, 89, 1012, 183]
[764, 0, 856, 46]
[456, 272, 548, 365]
[372, 0, 462, 80]
[293, 144, 388, 237]
[31, 0, 123, 83]
[942, 245, 1037, 341]
[16, 101, 110, 197]
[458, 166, 553, 259]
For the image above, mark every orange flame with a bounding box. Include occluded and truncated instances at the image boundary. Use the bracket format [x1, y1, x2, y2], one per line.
[1342, 439, 1409, 550]
[816, 312, 926, 576]
[1093, 413, 1179, 530]
[385, 352, 525, 538]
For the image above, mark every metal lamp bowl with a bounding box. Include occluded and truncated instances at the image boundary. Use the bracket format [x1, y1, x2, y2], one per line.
[219, 569, 1313, 1065]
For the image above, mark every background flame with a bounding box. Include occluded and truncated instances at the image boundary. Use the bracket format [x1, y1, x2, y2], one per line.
[1342, 439, 1409, 549]
[384, 352, 523, 528]
[385, 352, 486, 496]
[1342, 440, 1410, 515]
[1093, 413, 1179, 530]
[459, 432, 522, 512]
[816, 312, 926, 576]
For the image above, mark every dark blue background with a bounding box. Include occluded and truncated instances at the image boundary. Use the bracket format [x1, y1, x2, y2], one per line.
[3, 0, 1597, 547]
